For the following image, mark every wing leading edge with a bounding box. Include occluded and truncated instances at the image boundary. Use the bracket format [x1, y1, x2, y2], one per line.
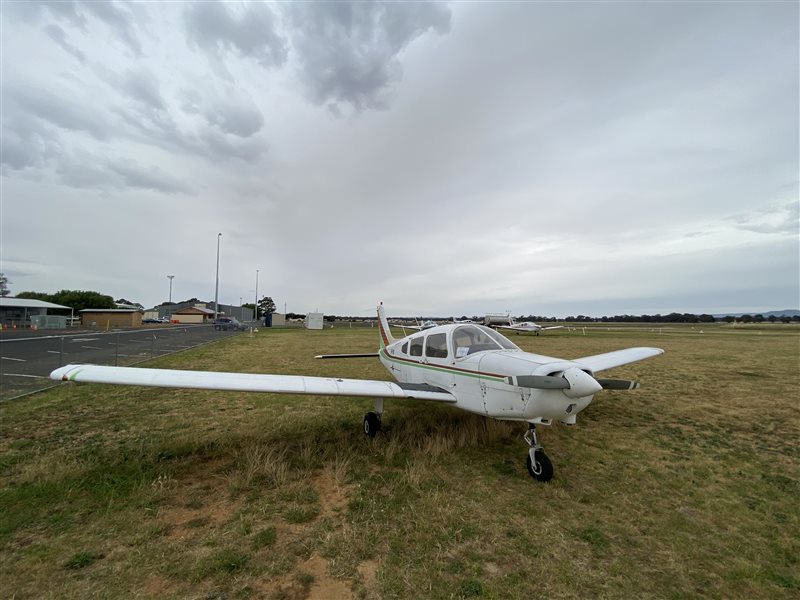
[573, 347, 664, 373]
[50, 364, 457, 403]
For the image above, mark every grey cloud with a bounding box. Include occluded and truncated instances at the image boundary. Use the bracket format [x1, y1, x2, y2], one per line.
[198, 129, 267, 163]
[284, 1, 451, 111]
[184, 2, 287, 69]
[5, 82, 112, 141]
[120, 67, 165, 110]
[82, 1, 141, 56]
[5, 1, 88, 32]
[204, 96, 264, 138]
[105, 160, 191, 195]
[44, 23, 86, 63]
[55, 152, 192, 195]
[1, 106, 63, 171]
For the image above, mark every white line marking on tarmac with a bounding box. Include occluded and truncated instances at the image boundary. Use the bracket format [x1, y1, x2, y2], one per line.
[47, 351, 62, 354]
[81, 346, 103, 350]
[4, 373, 46, 379]
[71, 338, 99, 343]
[1, 356, 26, 362]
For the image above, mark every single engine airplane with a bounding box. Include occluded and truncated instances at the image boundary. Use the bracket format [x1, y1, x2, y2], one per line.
[50, 304, 662, 482]
[496, 318, 564, 335]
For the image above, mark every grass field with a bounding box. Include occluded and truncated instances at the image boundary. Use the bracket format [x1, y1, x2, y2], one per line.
[1, 324, 798, 599]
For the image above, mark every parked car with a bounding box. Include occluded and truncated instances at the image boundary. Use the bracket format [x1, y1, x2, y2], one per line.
[213, 317, 246, 331]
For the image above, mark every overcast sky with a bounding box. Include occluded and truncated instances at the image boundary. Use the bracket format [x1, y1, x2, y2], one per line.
[2, 1, 798, 317]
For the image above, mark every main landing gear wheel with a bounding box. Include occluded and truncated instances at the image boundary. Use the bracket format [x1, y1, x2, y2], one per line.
[524, 424, 553, 482]
[363, 411, 381, 438]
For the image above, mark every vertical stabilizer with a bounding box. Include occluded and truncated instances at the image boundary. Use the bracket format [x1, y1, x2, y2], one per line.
[377, 303, 396, 347]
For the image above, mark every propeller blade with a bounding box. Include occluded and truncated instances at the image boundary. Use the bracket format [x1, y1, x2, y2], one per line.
[597, 379, 640, 390]
[505, 375, 570, 389]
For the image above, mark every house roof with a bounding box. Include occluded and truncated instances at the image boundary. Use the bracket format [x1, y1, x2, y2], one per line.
[0, 298, 72, 310]
[172, 306, 215, 315]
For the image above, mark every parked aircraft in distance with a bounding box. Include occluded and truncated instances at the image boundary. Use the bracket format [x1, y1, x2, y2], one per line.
[51, 304, 662, 482]
[496, 318, 564, 335]
[391, 318, 438, 331]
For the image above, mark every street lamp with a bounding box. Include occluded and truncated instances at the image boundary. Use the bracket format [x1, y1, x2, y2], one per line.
[167, 275, 175, 320]
[214, 233, 222, 319]
[254, 269, 259, 323]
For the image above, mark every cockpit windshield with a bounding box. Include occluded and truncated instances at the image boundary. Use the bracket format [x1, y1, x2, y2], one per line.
[452, 324, 520, 358]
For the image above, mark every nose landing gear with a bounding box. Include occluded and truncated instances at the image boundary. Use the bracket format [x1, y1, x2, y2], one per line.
[524, 424, 553, 482]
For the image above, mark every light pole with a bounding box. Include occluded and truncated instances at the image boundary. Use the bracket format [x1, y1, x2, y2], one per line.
[166, 275, 175, 319]
[214, 233, 222, 319]
[254, 269, 259, 323]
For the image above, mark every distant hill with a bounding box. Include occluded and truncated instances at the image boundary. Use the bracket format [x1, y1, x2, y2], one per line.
[713, 309, 800, 319]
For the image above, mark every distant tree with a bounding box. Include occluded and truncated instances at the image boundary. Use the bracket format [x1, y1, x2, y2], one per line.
[0, 273, 10, 297]
[16, 291, 51, 301]
[258, 296, 276, 319]
[15, 289, 115, 312]
[50, 290, 115, 312]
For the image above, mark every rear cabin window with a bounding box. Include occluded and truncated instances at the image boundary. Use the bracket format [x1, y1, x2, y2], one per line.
[425, 333, 448, 359]
[401, 342, 408, 355]
[409, 337, 424, 357]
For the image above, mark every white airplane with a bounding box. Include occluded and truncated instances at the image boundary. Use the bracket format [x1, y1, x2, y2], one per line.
[50, 304, 663, 482]
[497, 318, 564, 335]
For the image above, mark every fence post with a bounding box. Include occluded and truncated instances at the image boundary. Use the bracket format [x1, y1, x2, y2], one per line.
[59, 336, 64, 367]
[115, 332, 120, 366]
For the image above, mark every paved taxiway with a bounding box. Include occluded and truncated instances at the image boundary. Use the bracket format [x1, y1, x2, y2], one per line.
[0, 325, 245, 400]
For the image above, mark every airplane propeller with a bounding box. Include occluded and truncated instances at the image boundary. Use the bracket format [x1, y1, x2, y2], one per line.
[506, 368, 640, 397]
[596, 379, 640, 390]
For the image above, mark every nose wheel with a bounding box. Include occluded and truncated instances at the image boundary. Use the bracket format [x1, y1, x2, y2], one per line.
[524, 424, 553, 482]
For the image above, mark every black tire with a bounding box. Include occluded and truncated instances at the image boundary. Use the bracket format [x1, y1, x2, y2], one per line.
[363, 412, 381, 438]
[526, 450, 553, 482]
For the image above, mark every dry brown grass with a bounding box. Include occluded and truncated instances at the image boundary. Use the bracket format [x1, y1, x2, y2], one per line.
[1, 323, 798, 599]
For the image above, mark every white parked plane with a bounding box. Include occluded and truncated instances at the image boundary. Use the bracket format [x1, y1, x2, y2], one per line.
[50, 304, 662, 482]
[391, 318, 438, 331]
[497, 318, 564, 335]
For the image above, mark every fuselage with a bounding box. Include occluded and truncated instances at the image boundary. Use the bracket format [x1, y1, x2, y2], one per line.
[379, 323, 594, 424]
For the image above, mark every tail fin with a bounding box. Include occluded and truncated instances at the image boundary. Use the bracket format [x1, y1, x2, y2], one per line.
[377, 303, 396, 347]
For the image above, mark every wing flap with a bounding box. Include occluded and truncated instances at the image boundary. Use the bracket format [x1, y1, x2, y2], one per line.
[573, 347, 664, 373]
[50, 364, 457, 403]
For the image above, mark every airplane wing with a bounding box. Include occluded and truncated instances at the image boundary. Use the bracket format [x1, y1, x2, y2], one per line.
[50, 364, 457, 403]
[540, 325, 564, 331]
[573, 347, 664, 373]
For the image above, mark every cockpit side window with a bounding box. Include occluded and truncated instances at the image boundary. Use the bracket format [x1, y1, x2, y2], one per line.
[425, 333, 448, 359]
[401, 342, 408, 355]
[409, 337, 424, 357]
[480, 325, 521, 350]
